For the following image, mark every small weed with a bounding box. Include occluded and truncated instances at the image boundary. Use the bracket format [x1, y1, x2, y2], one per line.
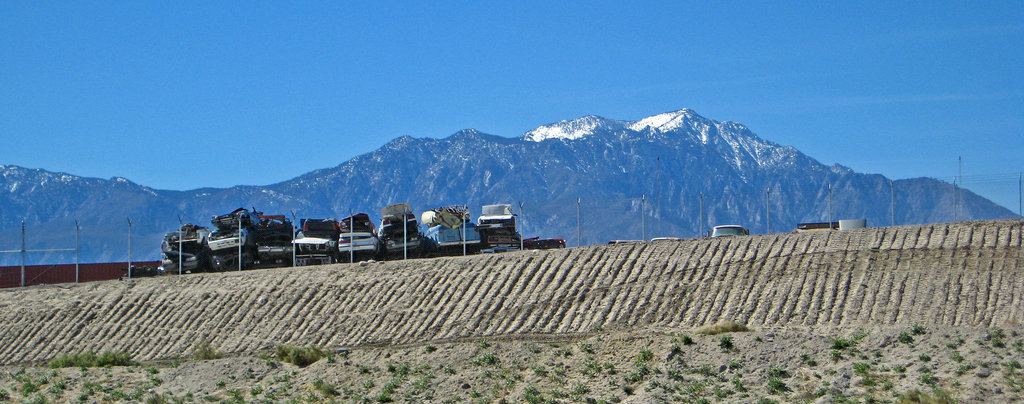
[636, 349, 653, 363]
[312, 378, 338, 397]
[830, 349, 843, 361]
[719, 336, 734, 351]
[854, 362, 871, 375]
[898, 332, 914, 344]
[919, 354, 931, 362]
[250, 386, 263, 396]
[728, 359, 743, 370]
[523, 385, 544, 404]
[1004, 360, 1022, 370]
[767, 367, 789, 378]
[831, 338, 854, 350]
[955, 363, 976, 375]
[478, 339, 491, 349]
[950, 351, 964, 362]
[578, 342, 594, 354]
[570, 383, 590, 398]
[680, 335, 694, 345]
[911, 324, 927, 335]
[766, 377, 788, 393]
[424, 345, 436, 353]
[801, 353, 817, 367]
[474, 353, 499, 366]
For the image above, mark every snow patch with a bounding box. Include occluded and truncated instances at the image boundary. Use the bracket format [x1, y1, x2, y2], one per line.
[627, 109, 697, 133]
[523, 116, 624, 142]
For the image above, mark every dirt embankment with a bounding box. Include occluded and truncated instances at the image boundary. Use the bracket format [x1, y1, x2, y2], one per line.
[0, 220, 1021, 366]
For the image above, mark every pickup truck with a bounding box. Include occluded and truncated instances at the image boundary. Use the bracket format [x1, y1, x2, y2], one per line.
[421, 206, 481, 256]
[378, 203, 422, 259]
[477, 204, 522, 252]
[338, 213, 380, 262]
[294, 218, 339, 266]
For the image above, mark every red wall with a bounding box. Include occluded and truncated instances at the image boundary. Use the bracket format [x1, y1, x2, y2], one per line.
[0, 261, 161, 289]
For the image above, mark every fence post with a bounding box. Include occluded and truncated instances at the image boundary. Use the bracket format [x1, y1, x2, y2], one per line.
[75, 221, 80, 283]
[127, 218, 133, 279]
[21, 221, 25, 287]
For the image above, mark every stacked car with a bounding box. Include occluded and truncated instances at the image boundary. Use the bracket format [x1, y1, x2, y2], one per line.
[253, 214, 294, 266]
[378, 203, 422, 259]
[207, 208, 260, 271]
[421, 205, 481, 256]
[338, 213, 380, 262]
[159, 223, 211, 273]
[294, 218, 340, 266]
[159, 202, 547, 273]
[477, 204, 522, 252]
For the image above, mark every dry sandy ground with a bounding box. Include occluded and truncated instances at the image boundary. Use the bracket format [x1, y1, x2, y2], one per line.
[0, 220, 1022, 403]
[1, 324, 1022, 403]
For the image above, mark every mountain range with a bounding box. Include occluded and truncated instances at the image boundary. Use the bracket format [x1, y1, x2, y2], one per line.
[0, 109, 1015, 265]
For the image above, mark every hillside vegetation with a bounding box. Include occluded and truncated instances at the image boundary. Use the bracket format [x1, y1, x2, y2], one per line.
[0, 220, 1021, 402]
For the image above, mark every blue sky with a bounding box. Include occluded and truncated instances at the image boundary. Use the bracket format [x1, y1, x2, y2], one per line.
[2, 2, 1022, 209]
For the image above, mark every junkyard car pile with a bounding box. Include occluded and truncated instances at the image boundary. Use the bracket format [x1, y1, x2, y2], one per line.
[159, 202, 565, 273]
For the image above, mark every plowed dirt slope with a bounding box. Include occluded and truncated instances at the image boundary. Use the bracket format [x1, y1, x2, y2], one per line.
[1, 220, 1021, 365]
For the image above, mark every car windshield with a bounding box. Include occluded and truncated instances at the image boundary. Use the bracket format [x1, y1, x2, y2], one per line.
[713, 226, 746, 237]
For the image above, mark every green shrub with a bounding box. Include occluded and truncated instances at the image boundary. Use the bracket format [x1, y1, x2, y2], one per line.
[275, 345, 326, 367]
[49, 351, 136, 368]
[637, 349, 653, 363]
[719, 336, 734, 351]
[898, 332, 914, 344]
[853, 362, 871, 375]
[831, 338, 854, 350]
[190, 340, 223, 360]
[766, 377, 788, 393]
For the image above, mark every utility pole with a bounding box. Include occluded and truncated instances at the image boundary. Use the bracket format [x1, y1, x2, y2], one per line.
[20, 221, 25, 287]
[290, 210, 297, 267]
[75, 221, 80, 283]
[403, 206, 408, 260]
[955, 156, 962, 222]
[237, 213, 242, 271]
[641, 194, 646, 241]
[656, 156, 662, 237]
[518, 201, 525, 251]
[890, 180, 896, 227]
[1019, 172, 1022, 218]
[827, 184, 833, 226]
[177, 215, 184, 275]
[698, 192, 704, 238]
[127, 218, 133, 279]
[765, 187, 770, 234]
[349, 210, 355, 263]
[463, 204, 468, 256]
[576, 198, 581, 247]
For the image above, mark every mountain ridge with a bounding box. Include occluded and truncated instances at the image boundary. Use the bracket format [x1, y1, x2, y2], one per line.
[0, 109, 1015, 264]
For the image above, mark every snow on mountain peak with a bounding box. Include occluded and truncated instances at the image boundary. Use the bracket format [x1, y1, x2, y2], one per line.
[523, 115, 625, 142]
[627, 109, 702, 133]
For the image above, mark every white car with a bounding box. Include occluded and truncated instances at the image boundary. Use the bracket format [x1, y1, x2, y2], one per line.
[712, 225, 749, 237]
